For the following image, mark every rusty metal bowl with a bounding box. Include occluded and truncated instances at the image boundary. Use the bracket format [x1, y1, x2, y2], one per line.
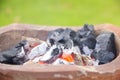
[0, 23, 120, 80]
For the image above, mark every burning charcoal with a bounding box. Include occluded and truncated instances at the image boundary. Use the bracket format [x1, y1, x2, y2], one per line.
[92, 32, 116, 64]
[52, 48, 76, 65]
[74, 54, 94, 66]
[51, 48, 60, 56]
[28, 42, 49, 60]
[52, 58, 74, 65]
[60, 53, 75, 62]
[32, 56, 43, 63]
[39, 45, 62, 63]
[0, 40, 28, 65]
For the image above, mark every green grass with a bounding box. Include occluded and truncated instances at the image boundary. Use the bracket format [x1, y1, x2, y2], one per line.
[0, 0, 120, 27]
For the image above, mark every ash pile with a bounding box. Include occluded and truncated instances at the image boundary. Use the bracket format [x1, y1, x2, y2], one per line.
[0, 24, 117, 66]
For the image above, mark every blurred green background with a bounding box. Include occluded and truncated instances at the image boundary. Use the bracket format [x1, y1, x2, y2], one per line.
[0, 0, 120, 27]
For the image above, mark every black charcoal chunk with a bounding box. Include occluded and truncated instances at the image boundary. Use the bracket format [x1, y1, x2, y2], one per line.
[82, 24, 94, 31]
[57, 28, 75, 49]
[0, 48, 18, 64]
[92, 50, 115, 64]
[95, 32, 116, 53]
[61, 39, 73, 49]
[0, 40, 28, 65]
[47, 28, 76, 49]
[76, 37, 96, 54]
[47, 28, 64, 45]
[77, 24, 95, 38]
[57, 28, 76, 42]
[74, 24, 96, 54]
[92, 32, 116, 64]
[80, 37, 96, 49]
